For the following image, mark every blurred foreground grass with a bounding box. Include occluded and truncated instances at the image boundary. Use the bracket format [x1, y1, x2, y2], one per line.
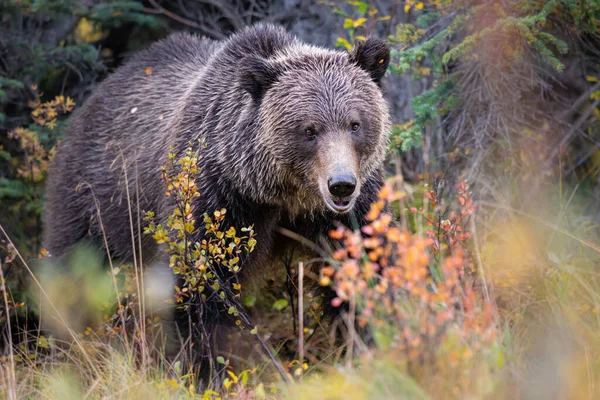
[1, 178, 599, 400]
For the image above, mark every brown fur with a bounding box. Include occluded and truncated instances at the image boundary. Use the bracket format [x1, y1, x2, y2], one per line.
[43, 23, 391, 351]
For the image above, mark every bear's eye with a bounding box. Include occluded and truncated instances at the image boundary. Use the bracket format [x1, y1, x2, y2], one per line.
[305, 127, 316, 139]
[350, 122, 360, 132]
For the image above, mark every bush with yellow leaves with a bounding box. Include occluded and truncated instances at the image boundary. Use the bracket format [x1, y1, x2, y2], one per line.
[143, 142, 259, 368]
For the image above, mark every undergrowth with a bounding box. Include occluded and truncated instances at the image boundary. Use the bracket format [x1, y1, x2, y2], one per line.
[2, 143, 598, 398]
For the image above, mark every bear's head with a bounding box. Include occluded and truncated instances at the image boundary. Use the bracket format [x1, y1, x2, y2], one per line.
[240, 38, 391, 215]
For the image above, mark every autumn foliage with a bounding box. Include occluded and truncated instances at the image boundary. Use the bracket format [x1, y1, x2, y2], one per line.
[144, 143, 257, 326]
[321, 182, 498, 393]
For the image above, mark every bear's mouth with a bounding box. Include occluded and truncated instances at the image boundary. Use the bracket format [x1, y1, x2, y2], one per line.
[325, 196, 355, 214]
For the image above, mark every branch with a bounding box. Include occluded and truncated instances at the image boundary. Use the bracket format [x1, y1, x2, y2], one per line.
[559, 81, 600, 121]
[143, 0, 226, 39]
[193, 0, 245, 31]
[551, 92, 600, 161]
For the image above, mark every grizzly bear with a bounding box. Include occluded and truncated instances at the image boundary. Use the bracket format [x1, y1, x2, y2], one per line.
[43, 23, 390, 358]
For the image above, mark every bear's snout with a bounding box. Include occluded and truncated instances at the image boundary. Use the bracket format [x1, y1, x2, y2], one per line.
[316, 136, 361, 214]
[321, 168, 359, 214]
[327, 174, 356, 198]
[326, 172, 357, 213]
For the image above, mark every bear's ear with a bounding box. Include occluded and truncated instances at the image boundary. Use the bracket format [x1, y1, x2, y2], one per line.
[239, 56, 283, 102]
[349, 38, 390, 85]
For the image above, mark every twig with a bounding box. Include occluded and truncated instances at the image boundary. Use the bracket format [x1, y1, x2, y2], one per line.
[145, 0, 202, 30]
[0, 260, 17, 400]
[298, 261, 304, 378]
[283, 258, 334, 343]
[254, 329, 291, 384]
[235, 298, 290, 383]
[283, 250, 297, 335]
[551, 91, 600, 161]
[135, 156, 148, 366]
[144, 0, 228, 39]
[121, 154, 147, 368]
[385, 0, 401, 38]
[81, 378, 100, 400]
[345, 293, 356, 368]
[392, 154, 408, 231]
[559, 81, 600, 121]
[278, 227, 328, 259]
[195, 0, 245, 31]
[469, 216, 490, 303]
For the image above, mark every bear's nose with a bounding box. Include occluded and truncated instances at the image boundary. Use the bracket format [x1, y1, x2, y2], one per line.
[328, 174, 356, 198]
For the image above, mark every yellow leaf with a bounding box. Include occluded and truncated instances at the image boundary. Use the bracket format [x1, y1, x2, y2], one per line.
[344, 18, 354, 29]
[354, 17, 367, 28]
[166, 379, 179, 389]
[404, 4, 411, 13]
[586, 75, 598, 82]
[335, 37, 352, 50]
[377, 15, 392, 21]
[416, 2, 424, 10]
[356, 35, 367, 41]
[227, 370, 239, 383]
[368, 8, 377, 16]
[74, 17, 103, 43]
[64, 97, 76, 111]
